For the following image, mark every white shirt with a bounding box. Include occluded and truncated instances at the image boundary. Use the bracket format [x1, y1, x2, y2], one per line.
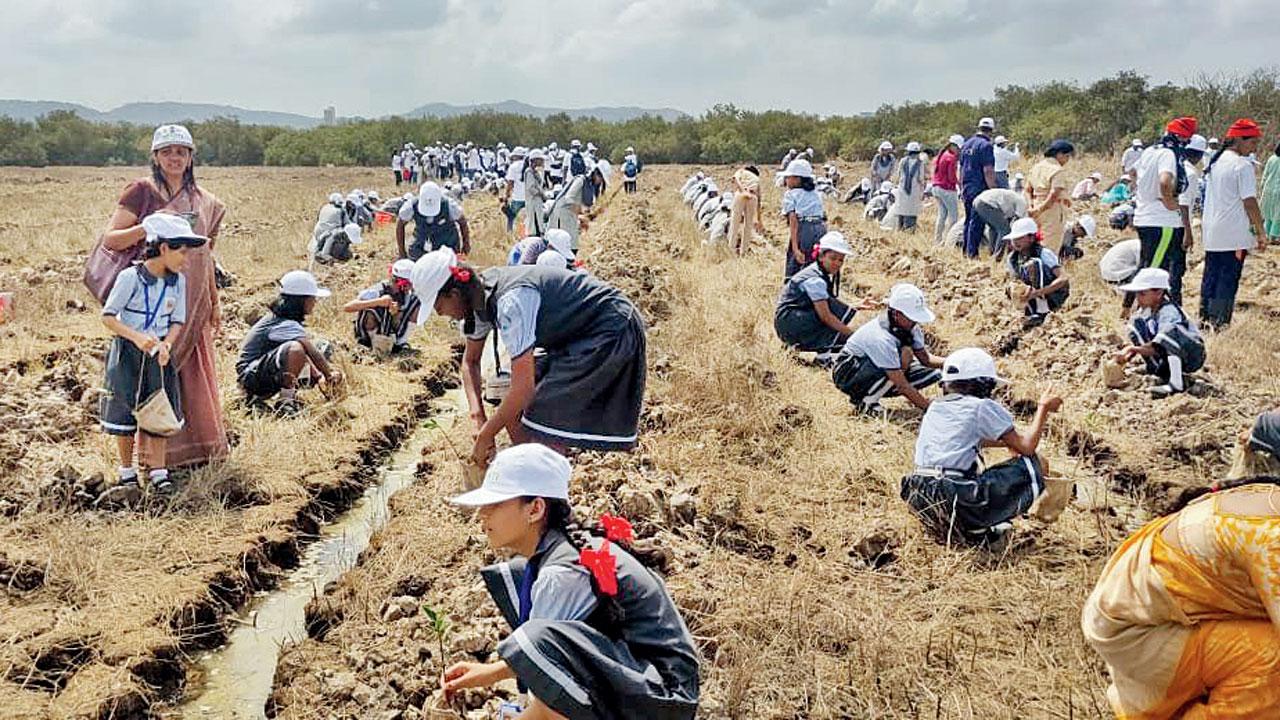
[1121, 147, 1143, 173]
[505, 161, 527, 202]
[1132, 146, 1182, 228]
[993, 145, 1020, 172]
[1099, 238, 1141, 283]
[914, 394, 1015, 471]
[1177, 161, 1201, 209]
[391, 153, 403, 170]
[1202, 150, 1259, 252]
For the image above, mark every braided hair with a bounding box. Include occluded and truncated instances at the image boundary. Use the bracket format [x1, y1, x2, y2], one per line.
[438, 263, 488, 335]
[1205, 137, 1240, 177]
[1169, 476, 1280, 514]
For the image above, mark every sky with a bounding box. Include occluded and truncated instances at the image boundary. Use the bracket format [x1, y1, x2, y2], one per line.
[3, 0, 1277, 118]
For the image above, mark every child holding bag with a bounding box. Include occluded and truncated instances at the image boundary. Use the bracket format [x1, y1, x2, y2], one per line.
[99, 214, 206, 498]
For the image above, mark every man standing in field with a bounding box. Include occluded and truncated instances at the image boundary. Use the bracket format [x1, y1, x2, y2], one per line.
[1131, 117, 1197, 307]
[960, 117, 998, 258]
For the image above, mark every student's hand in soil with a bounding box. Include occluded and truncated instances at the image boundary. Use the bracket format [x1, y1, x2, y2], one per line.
[856, 297, 884, 312]
[1038, 389, 1063, 413]
[442, 660, 501, 696]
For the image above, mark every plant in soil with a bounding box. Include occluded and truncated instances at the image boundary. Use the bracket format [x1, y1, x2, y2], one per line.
[423, 604, 464, 718]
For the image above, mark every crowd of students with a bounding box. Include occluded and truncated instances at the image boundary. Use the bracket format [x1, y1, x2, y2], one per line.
[83, 118, 1280, 718]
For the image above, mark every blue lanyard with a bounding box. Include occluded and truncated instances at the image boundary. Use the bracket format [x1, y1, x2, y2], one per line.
[141, 280, 168, 332]
[516, 558, 538, 626]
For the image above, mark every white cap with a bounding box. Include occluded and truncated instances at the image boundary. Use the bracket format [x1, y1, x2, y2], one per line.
[887, 283, 935, 324]
[1004, 217, 1039, 240]
[1131, 138, 1143, 147]
[544, 228, 574, 260]
[905, 141, 922, 153]
[418, 182, 443, 215]
[1078, 215, 1097, 238]
[1186, 134, 1208, 153]
[512, 146, 527, 156]
[587, 142, 597, 151]
[1089, 172, 1103, 181]
[151, 124, 195, 152]
[327, 192, 344, 205]
[571, 139, 582, 147]
[592, 159, 612, 184]
[450, 444, 570, 507]
[816, 230, 852, 256]
[390, 258, 415, 279]
[878, 141, 893, 152]
[625, 146, 634, 152]
[948, 134, 965, 147]
[410, 247, 459, 324]
[142, 213, 207, 245]
[403, 191, 415, 200]
[280, 270, 330, 298]
[528, 149, 546, 161]
[346, 192, 361, 205]
[783, 158, 814, 179]
[1119, 267, 1171, 293]
[343, 222, 363, 245]
[879, 181, 894, 193]
[994, 135, 1007, 145]
[1014, 172, 1025, 180]
[368, 190, 380, 201]
[942, 347, 1007, 384]
[978, 117, 996, 130]
[1208, 137, 1220, 145]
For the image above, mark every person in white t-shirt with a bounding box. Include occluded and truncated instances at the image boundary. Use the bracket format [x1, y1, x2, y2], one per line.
[993, 135, 1020, 188]
[392, 150, 404, 186]
[501, 147, 528, 235]
[1130, 117, 1198, 308]
[1177, 134, 1209, 245]
[1121, 139, 1144, 177]
[1200, 118, 1268, 327]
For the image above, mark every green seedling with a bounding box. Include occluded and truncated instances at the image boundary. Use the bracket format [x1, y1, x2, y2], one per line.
[423, 604, 464, 718]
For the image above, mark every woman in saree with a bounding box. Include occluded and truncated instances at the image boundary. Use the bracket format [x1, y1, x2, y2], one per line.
[101, 124, 229, 469]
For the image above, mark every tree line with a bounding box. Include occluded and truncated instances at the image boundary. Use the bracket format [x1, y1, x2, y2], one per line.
[3, 70, 1278, 168]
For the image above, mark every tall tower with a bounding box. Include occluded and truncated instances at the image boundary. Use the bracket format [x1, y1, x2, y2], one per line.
[323, 106, 336, 125]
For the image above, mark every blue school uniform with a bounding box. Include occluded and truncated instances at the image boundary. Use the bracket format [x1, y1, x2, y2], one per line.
[781, 188, 826, 278]
[99, 265, 187, 436]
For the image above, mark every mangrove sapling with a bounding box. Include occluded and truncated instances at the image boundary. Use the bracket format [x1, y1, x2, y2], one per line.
[423, 604, 464, 718]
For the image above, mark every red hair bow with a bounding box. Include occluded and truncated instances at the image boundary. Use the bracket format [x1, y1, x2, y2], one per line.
[579, 540, 619, 596]
[599, 514, 634, 543]
[448, 266, 472, 283]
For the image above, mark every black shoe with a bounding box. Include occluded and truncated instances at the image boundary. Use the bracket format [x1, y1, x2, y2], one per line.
[276, 397, 304, 417]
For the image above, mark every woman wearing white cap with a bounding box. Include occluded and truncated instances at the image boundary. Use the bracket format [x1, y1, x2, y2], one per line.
[781, 158, 827, 278]
[441, 444, 699, 719]
[236, 271, 342, 416]
[524, 150, 550, 237]
[901, 347, 1068, 547]
[410, 248, 646, 460]
[832, 283, 944, 414]
[893, 142, 927, 231]
[931, 135, 963, 244]
[1113, 268, 1204, 398]
[1121, 138, 1144, 178]
[1004, 217, 1070, 326]
[774, 232, 876, 360]
[548, 161, 611, 252]
[621, 147, 641, 194]
[95, 123, 229, 468]
[343, 259, 421, 355]
[870, 141, 896, 187]
[395, 181, 471, 261]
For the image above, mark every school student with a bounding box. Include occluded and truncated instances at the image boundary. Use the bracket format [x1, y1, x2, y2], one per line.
[1071, 172, 1104, 201]
[774, 232, 873, 361]
[1099, 237, 1141, 291]
[524, 149, 550, 238]
[441, 444, 699, 719]
[1132, 117, 1198, 306]
[1201, 118, 1268, 328]
[1057, 215, 1097, 261]
[535, 229, 577, 270]
[780, 159, 827, 278]
[549, 162, 611, 252]
[1004, 218, 1070, 326]
[343, 259, 421, 355]
[870, 141, 896, 186]
[100, 214, 205, 497]
[832, 283, 943, 414]
[501, 146, 528, 234]
[410, 248, 646, 465]
[1113, 268, 1205, 398]
[1082, 479, 1280, 718]
[900, 347, 1069, 547]
[396, 181, 471, 261]
[237, 271, 343, 416]
[622, 147, 642, 194]
[509, 235, 549, 266]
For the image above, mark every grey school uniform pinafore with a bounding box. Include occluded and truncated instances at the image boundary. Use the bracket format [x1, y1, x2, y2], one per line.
[773, 262, 853, 354]
[480, 530, 699, 720]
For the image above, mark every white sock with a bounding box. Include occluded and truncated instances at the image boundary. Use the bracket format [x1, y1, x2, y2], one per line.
[1167, 354, 1184, 391]
[149, 468, 169, 482]
[119, 466, 138, 483]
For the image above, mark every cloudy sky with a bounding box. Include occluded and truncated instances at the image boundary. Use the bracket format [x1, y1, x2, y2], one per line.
[3, 0, 1276, 118]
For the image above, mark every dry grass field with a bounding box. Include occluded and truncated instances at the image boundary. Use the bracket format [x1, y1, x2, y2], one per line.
[1, 161, 1278, 719]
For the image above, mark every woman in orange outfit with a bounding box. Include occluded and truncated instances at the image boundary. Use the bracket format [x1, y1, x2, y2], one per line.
[1082, 478, 1280, 718]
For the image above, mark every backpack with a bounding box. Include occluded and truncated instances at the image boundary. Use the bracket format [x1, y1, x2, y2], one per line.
[569, 152, 587, 177]
[623, 159, 638, 178]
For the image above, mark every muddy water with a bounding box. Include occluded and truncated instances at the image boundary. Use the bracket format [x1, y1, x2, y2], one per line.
[177, 390, 466, 719]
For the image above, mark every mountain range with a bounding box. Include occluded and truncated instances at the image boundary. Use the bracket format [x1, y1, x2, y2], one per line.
[0, 99, 687, 128]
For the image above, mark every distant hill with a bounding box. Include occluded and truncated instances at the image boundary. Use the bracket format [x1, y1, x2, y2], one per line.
[0, 98, 688, 128]
[404, 100, 687, 123]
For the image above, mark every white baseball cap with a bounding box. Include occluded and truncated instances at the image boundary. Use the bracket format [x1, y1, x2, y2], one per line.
[343, 222, 363, 245]
[418, 182, 444, 215]
[544, 228, 574, 260]
[879, 181, 894, 193]
[994, 135, 1008, 145]
[328, 192, 344, 205]
[625, 146, 634, 152]
[1186, 134, 1208, 153]
[1089, 172, 1103, 181]
[528, 149, 546, 161]
[1078, 214, 1097, 238]
[450, 444, 570, 507]
[783, 158, 814, 179]
[587, 142, 597, 151]
[512, 146, 527, 156]
[1207, 137, 1220, 145]
[942, 347, 1007, 384]
[390, 258, 415, 279]
[887, 283, 935, 324]
[816, 231, 852, 256]
[978, 117, 996, 130]
[1119, 267, 1171, 293]
[1004, 217, 1039, 240]
[948, 134, 965, 147]
[878, 141, 894, 152]
[368, 190, 380, 201]
[151, 124, 194, 152]
[142, 213, 207, 245]
[280, 270, 330, 298]
[410, 246, 459, 324]
[571, 139, 582, 147]
[906, 141, 922, 153]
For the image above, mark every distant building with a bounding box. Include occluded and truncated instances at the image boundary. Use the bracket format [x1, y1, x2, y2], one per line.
[323, 106, 336, 125]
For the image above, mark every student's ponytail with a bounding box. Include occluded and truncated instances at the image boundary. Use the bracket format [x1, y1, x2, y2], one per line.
[439, 263, 488, 326]
[1168, 475, 1280, 514]
[1205, 138, 1238, 177]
